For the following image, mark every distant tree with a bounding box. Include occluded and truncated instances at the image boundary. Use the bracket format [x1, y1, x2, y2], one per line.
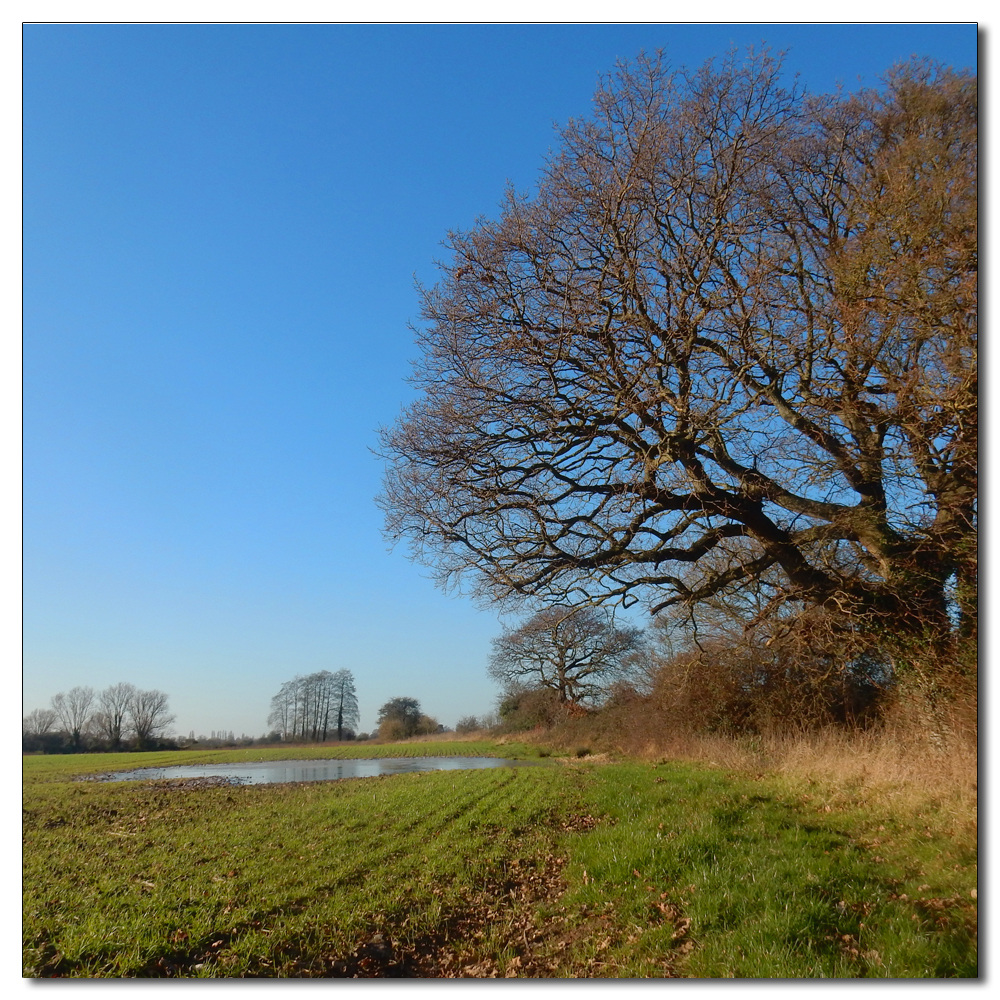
[415, 714, 442, 736]
[128, 688, 175, 750]
[330, 669, 360, 741]
[22, 708, 60, 752]
[478, 711, 499, 732]
[267, 670, 360, 742]
[489, 607, 644, 705]
[267, 679, 299, 740]
[94, 682, 137, 750]
[455, 715, 480, 734]
[302, 672, 328, 741]
[377, 697, 422, 738]
[51, 686, 95, 752]
[23, 707, 57, 739]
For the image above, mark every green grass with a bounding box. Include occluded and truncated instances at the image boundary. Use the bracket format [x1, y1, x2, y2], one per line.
[23, 748, 976, 978]
[553, 762, 977, 978]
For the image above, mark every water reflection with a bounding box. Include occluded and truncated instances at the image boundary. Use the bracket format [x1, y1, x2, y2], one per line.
[99, 756, 539, 785]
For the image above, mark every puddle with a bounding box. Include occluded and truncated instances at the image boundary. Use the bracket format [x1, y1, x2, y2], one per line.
[95, 756, 541, 786]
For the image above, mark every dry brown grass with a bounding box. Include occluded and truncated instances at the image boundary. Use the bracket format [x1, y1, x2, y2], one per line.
[498, 680, 977, 831]
[667, 722, 974, 816]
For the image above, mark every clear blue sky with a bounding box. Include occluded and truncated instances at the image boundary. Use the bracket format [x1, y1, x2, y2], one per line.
[23, 23, 978, 738]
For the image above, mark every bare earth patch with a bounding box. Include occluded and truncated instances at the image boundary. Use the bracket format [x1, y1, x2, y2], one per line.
[325, 844, 683, 978]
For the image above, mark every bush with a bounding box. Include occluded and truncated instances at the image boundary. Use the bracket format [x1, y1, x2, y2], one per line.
[376, 719, 406, 742]
[455, 715, 480, 735]
[414, 715, 442, 736]
[649, 656, 886, 738]
[497, 688, 565, 732]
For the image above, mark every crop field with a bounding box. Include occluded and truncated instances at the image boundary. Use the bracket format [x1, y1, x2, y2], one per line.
[23, 745, 977, 978]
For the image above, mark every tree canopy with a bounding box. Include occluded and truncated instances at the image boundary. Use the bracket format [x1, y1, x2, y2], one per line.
[379, 51, 976, 654]
[25, 683, 176, 753]
[376, 697, 423, 738]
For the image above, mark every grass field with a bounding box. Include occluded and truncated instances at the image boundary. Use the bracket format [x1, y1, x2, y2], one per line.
[23, 744, 977, 978]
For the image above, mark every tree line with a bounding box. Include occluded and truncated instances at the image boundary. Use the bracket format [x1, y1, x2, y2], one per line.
[264, 677, 445, 743]
[23, 683, 176, 754]
[267, 670, 360, 742]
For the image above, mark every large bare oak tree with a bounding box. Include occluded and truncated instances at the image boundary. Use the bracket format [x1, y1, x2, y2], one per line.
[379, 51, 976, 651]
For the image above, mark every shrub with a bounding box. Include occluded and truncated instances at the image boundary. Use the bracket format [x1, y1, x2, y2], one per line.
[497, 687, 564, 732]
[376, 719, 406, 742]
[415, 715, 442, 736]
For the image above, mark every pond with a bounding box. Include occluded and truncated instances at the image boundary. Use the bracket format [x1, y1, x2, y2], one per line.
[96, 756, 540, 786]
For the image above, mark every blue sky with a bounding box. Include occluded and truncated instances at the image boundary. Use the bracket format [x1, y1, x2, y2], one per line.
[22, 23, 978, 737]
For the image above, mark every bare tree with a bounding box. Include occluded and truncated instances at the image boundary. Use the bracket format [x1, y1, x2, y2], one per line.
[330, 669, 359, 741]
[489, 607, 644, 704]
[22, 708, 57, 739]
[267, 670, 360, 742]
[51, 686, 95, 752]
[302, 672, 327, 741]
[379, 52, 976, 657]
[267, 678, 298, 741]
[127, 689, 175, 750]
[94, 682, 137, 750]
[455, 715, 480, 734]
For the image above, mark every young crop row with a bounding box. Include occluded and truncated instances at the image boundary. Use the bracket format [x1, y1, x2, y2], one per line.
[23, 748, 977, 978]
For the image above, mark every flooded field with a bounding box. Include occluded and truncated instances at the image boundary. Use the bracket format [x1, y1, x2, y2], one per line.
[96, 755, 541, 785]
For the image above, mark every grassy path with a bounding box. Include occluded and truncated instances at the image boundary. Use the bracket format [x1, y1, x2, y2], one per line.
[23, 745, 976, 977]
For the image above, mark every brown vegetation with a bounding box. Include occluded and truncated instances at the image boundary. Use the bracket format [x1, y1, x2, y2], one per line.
[490, 605, 976, 816]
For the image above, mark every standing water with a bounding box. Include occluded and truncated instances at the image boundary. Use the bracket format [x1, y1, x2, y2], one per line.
[96, 756, 541, 785]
